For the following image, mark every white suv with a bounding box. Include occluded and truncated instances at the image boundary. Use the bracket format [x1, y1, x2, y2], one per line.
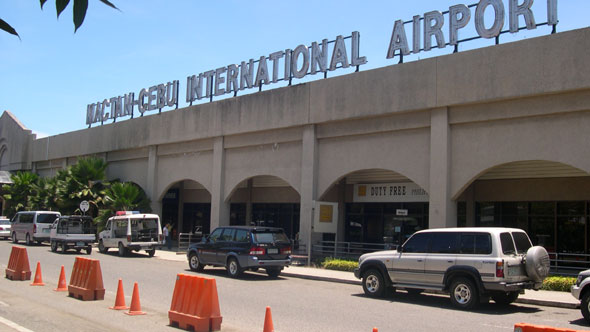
[98, 212, 163, 257]
[354, 227, 550, 309]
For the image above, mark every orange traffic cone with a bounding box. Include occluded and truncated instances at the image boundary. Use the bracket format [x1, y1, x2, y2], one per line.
[110, 279, 129, 310]
[125, 282, 145, 315]
[263, 306, 274, 332]
[30, 261, 45, 286]
[54, 265, 67, 291]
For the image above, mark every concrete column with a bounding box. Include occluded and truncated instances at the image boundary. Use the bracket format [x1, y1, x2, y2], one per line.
[465, 185, 476, 227]
[245, 178, 253, 225]
[211, 137, 229, 229]
[337, 178, 346, 242]
[147, 146, 161, 216]
[177, 181, 185, 232]
[299, 125, 318, 262]
[428, 107, 457, 228]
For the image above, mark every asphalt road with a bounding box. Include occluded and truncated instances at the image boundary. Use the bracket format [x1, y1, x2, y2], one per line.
[0, 240, 587, 332]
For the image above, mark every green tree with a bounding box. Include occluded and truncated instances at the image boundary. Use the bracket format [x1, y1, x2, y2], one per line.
[1, 0, 118, 39]
[95, 181, 151, 231]
[61, 156, 109, 216]
[2, 171, 39, 218]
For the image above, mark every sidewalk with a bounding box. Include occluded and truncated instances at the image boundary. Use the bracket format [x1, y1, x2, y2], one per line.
[154, 249, 579, 309]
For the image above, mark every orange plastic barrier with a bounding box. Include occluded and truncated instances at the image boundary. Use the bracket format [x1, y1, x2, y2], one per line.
[169, 274, 222, 332]
[515, 323, 590, 332]
[5, 246, 31, 281]
[68, 257, 105, 301]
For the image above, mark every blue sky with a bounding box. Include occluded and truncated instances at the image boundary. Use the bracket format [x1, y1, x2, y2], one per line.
[1, 0, 589, 138]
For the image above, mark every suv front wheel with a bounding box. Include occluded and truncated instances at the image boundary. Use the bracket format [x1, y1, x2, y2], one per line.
[450, 277, 479, 310]
[362, 269, 386, 298]
[188, 252, 204, 272]
[581, 292, 590, 323]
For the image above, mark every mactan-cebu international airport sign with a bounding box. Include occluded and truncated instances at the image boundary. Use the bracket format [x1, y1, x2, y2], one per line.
[85, 0, 558, 127]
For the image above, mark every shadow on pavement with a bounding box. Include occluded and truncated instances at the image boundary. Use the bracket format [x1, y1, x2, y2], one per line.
[181, 267, 288, 282]
[352, 291, 543, 314]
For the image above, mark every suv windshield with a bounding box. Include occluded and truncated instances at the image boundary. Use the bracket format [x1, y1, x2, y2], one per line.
[38, 213, 60, 224]
[253, 230, 289, 244]
[512, 232, 533, 254]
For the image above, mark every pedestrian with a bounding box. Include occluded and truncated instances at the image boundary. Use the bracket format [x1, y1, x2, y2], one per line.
[166, 223, 172, 250]
[163, 223, 170, 250]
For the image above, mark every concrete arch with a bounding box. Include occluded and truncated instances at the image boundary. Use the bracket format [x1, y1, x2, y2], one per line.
[316, 128, 431, 202]
[452, 159, 589, 200]
[158, 178, 211, 202]
[318, 168, 427, 201]
[225, 174, 300, 203]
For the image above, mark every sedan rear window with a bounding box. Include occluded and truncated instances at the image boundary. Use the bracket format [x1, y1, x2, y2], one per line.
[253, 230, 289, 244]
[0, 219, 9, 225]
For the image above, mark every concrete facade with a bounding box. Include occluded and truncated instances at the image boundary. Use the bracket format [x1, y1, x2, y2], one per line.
[3, 28, 590, 249]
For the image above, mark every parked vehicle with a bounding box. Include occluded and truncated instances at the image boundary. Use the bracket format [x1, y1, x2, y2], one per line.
[11, 211, 61, 245]
[354, 227, 550, 310]
[0, 217, 11, 239]
[187, 226, 292, 278]
[98, 212, 162, 257]
[49, 215, 96, 254]
[571, 269, 590, 323]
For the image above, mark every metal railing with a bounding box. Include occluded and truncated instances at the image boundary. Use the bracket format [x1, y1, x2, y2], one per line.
[177, 232, 203, 251]
[311, 241, 590, 275]
[548, 252, 590, 276]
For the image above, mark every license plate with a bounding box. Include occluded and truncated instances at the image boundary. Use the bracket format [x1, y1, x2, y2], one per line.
[43, 228, 50, 233]
[76, 242, 85, 247]
[267, 248, 278, 254]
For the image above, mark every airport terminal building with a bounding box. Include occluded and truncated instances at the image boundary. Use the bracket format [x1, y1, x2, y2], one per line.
[2, 26, 590, 255]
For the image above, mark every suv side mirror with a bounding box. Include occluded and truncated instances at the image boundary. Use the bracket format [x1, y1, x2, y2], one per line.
[396, 245, 403, 252]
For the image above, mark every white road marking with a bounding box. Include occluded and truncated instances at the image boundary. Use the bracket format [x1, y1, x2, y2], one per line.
[0, 316, 35, 332]
[0, 301, 9, 307]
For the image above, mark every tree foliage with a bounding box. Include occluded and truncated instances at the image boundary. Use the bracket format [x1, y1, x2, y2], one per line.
[2, 157, 151, 223]
[2, 171, 39, 217]
[1, 0, 118, 39]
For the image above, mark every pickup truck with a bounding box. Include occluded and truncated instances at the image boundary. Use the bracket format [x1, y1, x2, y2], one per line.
[50, 215, 96, 255]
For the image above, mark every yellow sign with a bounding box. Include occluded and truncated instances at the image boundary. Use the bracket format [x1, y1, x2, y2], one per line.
[357, 185, 366, 197]
[319, 205, 333, 223]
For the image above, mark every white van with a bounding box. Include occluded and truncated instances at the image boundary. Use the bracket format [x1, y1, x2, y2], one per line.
[98, 212, 162, 257]
[11, 211, 61, 245]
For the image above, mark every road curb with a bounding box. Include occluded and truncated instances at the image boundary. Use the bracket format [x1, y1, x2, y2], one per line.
[281, 272, 361, 286]
[281, 272, 578, 309]
[514, 298, 578, 309]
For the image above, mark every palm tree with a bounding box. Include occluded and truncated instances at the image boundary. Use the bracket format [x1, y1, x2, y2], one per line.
[95, 181, 151, 231]
[61, 157, 109, 216]
[2, 171, 39, 218]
